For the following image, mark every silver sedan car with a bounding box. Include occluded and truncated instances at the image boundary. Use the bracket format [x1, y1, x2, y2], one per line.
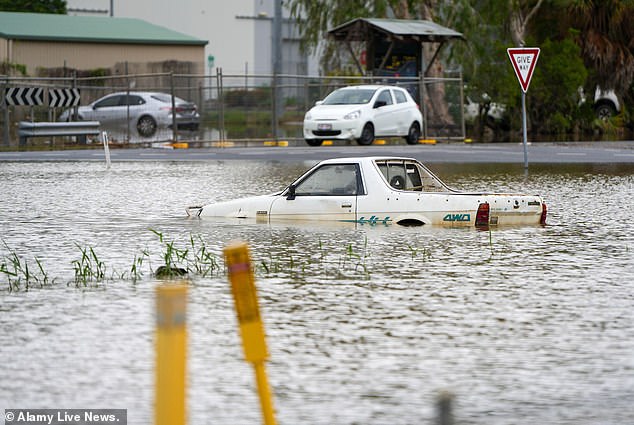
[60, 91, 200, 137]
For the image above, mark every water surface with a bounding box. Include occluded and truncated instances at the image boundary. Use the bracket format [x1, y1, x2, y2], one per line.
[1, 160, 633, 424]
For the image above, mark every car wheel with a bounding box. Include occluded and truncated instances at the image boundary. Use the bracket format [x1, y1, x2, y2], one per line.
[404, 122, 421, 145]
[357, 123, 374, 145]
[137, 115, 157, 137]
[305, 139, 323, 147]
[595, 101, 617, 121]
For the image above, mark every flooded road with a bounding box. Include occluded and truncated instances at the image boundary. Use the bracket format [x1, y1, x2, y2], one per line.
[1, 160, 633, 424]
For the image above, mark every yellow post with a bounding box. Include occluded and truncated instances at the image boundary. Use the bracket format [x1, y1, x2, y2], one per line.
[155, 283, 188, 425]
[224, 241, 277, 425]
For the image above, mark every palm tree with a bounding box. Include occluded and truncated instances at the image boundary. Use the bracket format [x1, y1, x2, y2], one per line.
[566, 0, 634, 94]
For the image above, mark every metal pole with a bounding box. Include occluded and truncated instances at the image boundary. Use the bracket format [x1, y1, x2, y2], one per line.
[125, 61, 130, 142]
[102, 131, 111, 169]
[521, 91, 528, 169]
[217, 67, 225, 142]
[459, 71, 466, 141]
[2, 77, 9, 146]
[420, 45, 428, 139]
[272, 0, 282, 141]
[170, 72, 177, 142]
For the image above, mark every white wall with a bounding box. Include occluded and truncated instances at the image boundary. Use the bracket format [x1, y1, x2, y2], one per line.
[67, 0, 319, 77]
[67, 0, 257, 75]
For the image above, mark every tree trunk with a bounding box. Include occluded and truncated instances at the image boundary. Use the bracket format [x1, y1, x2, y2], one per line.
[509, 0, 545, 47]
[418, 1, 454, 128]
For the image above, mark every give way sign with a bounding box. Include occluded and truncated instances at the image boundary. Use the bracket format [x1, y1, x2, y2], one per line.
[507, 47, 540, 92]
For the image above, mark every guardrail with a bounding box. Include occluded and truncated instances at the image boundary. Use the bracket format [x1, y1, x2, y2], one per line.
[18, 121, 101, 145]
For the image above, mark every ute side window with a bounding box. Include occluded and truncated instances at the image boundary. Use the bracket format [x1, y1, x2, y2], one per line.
[376, 160, 448, 192]
[294, 164, 362, 196]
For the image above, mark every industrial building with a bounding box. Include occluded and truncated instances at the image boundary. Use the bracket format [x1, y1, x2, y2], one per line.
[0, 11, 207, 77]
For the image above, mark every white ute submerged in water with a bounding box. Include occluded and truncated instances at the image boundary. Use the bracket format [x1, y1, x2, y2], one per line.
[187, 157, 547, 227]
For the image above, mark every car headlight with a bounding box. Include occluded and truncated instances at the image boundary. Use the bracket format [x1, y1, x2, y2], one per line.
[343, 110, 361, 120]
[304, 111, 312, 120]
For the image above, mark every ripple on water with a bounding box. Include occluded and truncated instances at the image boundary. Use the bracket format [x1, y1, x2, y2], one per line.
[1, 161, 633, 424]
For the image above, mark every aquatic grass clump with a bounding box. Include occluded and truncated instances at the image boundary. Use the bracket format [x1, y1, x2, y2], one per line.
[337, 236, 371, 279]
[150, 228, 189, 278]
[187, 234, 221, 277]
[2, 229, 437, 291]
[407, 244, 432, 261]
[150, 229, 222, 279]
[1, 241, 52, 292]
[72, 244, 106, 286]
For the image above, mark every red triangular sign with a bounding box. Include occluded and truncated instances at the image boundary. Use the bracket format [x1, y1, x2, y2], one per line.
[507, 47, 540, 93]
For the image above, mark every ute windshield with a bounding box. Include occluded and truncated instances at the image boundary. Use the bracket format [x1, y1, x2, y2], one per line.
[322, 88, 377, 105]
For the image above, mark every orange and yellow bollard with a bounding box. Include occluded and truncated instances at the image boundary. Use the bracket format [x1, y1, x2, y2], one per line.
[155, 283, 188, 425]
[224, 241, 277, 425]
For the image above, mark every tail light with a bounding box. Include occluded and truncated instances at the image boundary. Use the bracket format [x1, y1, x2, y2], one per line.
[475, 202, 490, 227]
[540, 202, 547, 225]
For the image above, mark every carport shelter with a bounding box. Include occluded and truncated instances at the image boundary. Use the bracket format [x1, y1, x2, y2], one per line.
[328, 17, 464, 78]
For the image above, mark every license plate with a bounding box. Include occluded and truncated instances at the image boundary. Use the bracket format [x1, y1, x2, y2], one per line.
[317, 123, 332, 130]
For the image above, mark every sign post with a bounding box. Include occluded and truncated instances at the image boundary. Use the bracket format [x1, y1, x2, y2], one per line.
[507, 47, 540, 169]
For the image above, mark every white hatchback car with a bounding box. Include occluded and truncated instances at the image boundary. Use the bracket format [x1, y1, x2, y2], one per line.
[303, 85, 423, 146]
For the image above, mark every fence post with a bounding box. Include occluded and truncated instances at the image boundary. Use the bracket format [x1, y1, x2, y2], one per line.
[125, 61, 130, 143]
[216, 67, 225, 142]
[459, 71, 466, 141]
[2, 77, 9, 146]
[170, 72, 177, 142]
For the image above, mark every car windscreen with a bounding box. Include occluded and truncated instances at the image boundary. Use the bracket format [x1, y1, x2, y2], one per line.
[322, 88, 377, 105]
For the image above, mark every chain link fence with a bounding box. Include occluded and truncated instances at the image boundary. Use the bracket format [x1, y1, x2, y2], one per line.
[1, 70, 465, 148]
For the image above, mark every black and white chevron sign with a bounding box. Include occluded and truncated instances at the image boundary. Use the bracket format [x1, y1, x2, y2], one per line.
[49, 88, 81, 107]
[4, 87, 44, 106]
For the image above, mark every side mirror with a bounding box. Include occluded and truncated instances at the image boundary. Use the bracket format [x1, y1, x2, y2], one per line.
[315, 100, 323, 106]
[286, 184, 296, 200]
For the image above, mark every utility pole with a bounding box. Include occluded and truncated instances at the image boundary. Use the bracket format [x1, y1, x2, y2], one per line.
[272, 0, 282, 140]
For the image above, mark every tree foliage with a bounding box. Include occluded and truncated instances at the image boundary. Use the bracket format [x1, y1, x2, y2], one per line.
[564, 0, 634, 94]
[529, 37, 587, 133]
[0, 0, 66, 14]
[286, 0, 633, 133]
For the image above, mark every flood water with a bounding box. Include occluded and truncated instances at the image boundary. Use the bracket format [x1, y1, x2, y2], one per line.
[1, 159, 633, 425]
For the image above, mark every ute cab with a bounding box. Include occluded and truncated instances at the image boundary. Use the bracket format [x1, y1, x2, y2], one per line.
[187, 157, 547, 227]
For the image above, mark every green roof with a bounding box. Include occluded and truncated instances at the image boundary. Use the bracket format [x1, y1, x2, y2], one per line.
[0, 11, 207, 46]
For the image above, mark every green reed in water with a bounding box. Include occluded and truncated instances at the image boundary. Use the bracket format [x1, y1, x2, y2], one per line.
[0, 241, 52, 292]
[2, 230, 437, 291]
[72, 244, 107, 286]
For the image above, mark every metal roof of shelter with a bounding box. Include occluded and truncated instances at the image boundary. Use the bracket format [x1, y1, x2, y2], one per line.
[329, 18, 464, 43]
[328, 18, 464, 77]
[0, 11, 207, 46]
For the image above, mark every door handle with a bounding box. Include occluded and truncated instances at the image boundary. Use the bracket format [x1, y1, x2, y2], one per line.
[341, 203, 352, 208]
